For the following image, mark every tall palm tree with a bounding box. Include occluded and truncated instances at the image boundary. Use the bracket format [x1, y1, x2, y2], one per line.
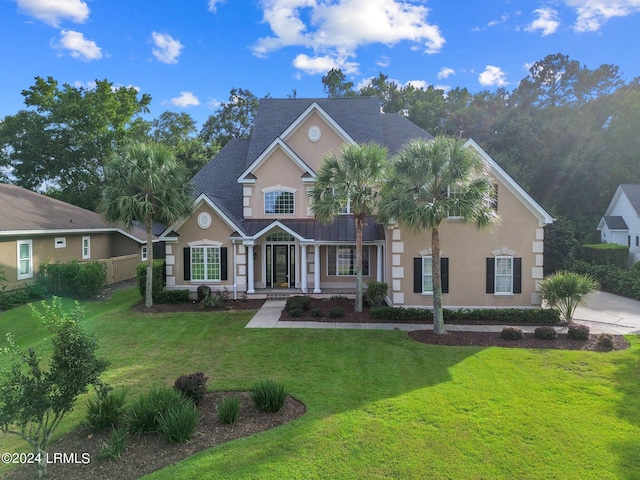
[309, 143, 388, 312]
[378, 137, 498, 334]
[99, 142, 193, 307]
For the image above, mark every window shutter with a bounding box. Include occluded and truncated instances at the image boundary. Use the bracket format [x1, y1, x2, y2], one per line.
[486, 258, 495, 293]
[220, 247, 228, 281]
[441, 258, 449, 294]
[413, 258, 422, 293]
[183, 247, 191, 281]
[513, 257, 522, 294]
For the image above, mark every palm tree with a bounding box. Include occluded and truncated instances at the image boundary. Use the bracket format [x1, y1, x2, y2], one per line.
[378, 137, 498, 334]
[99, 142, 193, 307]
[309, 143, 388, 312]
[539, 271, 598, 323]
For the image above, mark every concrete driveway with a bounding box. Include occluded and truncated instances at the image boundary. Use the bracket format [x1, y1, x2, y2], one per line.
[573, 291, 640, 334]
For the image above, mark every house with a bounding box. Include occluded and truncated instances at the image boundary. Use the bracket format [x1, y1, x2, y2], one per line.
[0, 183, 151, 290]
[160, 97, 553, 307]
[598, 184, 640, 264]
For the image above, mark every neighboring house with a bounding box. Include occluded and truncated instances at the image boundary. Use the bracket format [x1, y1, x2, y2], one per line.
[161, 97, 553, 307]
[0, 183, 151, 289]
[598, 184, 640, 264]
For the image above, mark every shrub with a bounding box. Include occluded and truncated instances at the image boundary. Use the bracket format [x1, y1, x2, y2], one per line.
[567, 323, 590, 340]
[126, 386, 185, 434]
[310, 308, 323, 318]
[136, 260, 166, 300]
[570, 259, 640, 301]
[597, 333, 615, 350]
[39, 260, 106, 298]
[99, 426, 128, 459]
[365, 281, 388, 307]
[174, 372, 208, 406]
[197, 285, 211, 301]
[289, 307, 304, 318]
[203, 290, 229, 308]
[329, 307, 345, 318]
[286, 296, 311, 311]
[501, 326, 524, 340]
[580, 244, 629, 268]
[0, 283, 46, 310]
[250, 379, 287, 413]
[158, 400, 199, 444]
[86, 385, 128, 430]
[217, 396, 240, 424]
[534, 326, 558, 340]
[154, 289, 190, 304]
[539, 271, 598, 323]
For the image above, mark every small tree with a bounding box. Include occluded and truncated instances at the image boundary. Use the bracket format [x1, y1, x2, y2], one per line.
[540, 271, 599, 323]
[0, 297, 109, 478]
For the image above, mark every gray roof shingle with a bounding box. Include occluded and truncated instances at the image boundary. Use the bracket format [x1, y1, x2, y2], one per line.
[603, 215, 629, 230]
[620, 185, 640, 214]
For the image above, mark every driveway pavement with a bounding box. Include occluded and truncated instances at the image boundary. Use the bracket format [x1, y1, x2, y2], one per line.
[573, 291, 640, 334]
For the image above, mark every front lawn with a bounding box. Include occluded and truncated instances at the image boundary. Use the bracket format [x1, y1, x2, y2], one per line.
[1, 288, 640, 479]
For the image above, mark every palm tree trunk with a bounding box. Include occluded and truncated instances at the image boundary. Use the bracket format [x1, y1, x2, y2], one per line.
[432, 226, 445, 334]
[145, 215, 154, 308]
[355, 214, 365, 313]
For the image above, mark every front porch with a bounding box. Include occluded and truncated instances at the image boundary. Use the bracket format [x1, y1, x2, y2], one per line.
[244, 287, 359, 301]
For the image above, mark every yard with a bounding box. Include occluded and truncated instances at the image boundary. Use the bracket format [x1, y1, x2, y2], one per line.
[1, 288, 640, 479]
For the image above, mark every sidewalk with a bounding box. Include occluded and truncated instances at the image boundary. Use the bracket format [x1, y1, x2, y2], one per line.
[245, 300, 636, 335]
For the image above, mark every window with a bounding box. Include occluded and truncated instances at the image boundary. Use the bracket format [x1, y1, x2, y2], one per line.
[486, 256, 521, 294]
[264, 190, 294, 215]
[191, 246, 220, 281]
[495, 257, 513, 294]
[82, 236, 91, 259]
[141, 246, 148, 261]
[422, 257, 433, 293]
[413, 257, 449, 294]
[17, 240, 33, 280]
[327, 245, 369, 276]
[55, 237, 66, 248]
[447, 184, 464, 218]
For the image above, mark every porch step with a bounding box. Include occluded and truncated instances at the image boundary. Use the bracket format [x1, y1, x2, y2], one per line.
[265, 291, 298, 301]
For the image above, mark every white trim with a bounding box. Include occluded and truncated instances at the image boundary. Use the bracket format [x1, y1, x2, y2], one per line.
[238, 138, 315, 184]
[197, 212, 212, 229]
[280, 102, 356, 146]
[54, 237, 66, 248]
[82, 236, 91, 259]
[17, 240, 33, 280]
[0, 227, 147, 244]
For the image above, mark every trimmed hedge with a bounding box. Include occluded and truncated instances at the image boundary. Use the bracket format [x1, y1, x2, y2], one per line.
[154, 289, 190, 304]
[39, 260, 106, 298]
[369, 306, 561, 324]
[136, 260, 166, 301]
[570, 260, 640, 300]
[580, 244, 628, 268]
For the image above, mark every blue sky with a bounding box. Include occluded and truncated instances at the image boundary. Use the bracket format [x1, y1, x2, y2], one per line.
[1, 0, 639, 127]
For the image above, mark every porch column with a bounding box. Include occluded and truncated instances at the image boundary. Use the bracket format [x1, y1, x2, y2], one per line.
[377, 244, 383, 282]
[300, 244, 308, 293]
[246, 243, 255, 294]
[313, 244, 321, 294]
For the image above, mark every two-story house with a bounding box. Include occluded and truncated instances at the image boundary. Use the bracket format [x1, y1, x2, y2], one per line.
[160, 97, 553, 307]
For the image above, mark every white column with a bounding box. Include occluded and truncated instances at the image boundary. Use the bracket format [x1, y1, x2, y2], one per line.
[377, 244, 383, 282]
[301, 244, 308, 293]
[246, 244, 255, 294]
[313, 244, 321, 293]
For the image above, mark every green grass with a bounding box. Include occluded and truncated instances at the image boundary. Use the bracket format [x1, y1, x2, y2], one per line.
[2, 288, 640, 479]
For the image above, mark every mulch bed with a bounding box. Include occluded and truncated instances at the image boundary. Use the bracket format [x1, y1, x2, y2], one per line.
[2, 391, 305, 480]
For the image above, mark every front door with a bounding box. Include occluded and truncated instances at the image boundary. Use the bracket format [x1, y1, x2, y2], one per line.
[266, 244, 295, 288]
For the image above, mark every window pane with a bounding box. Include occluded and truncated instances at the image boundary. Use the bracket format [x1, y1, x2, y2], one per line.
[422, 257, 433, 293]
[495, 257, 513, 293]
[191, 247, 205, 280]
[265, 191, 294, 214]
[328, 245, 369, 276]
[207, 248, 220, 280]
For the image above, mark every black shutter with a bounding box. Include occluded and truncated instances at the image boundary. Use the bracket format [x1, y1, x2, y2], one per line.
[183, 247, 191, 281]
[220, 247, 228, 281]
[513, 257, 522, 294]
[413, 258, 422, 293]
[486, 258, 495, 293]
[441, 258, 449, 294]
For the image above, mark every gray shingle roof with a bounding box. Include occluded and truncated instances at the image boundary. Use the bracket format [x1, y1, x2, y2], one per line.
[603, 215, 629, 230]
[620, 185, 640, 214]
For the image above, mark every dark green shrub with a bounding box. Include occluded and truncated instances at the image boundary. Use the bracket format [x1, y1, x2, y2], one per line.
[534, 326, 558, 340]
[567, 323, 590, 340]
[370, 306, 561, 324]
[286, 295, 311, 311]
[217, 396, 240, 424]
[370, 306, 432, 322]
[289, 308, 304, 318]
[158, 400, 199, 444]
[126, 386, 185, 434]
[329, 307, 345, 318]
[39, 260, 106, 298]
[570, 259, 640, 300]
[99, 426, 128, 459]
[365, 281, 388, 307]
[86, 385, 128, 430]
[597, 333, 615, 350]
[136, 260, 166, 300]
[310, 308, 323, 318]
[154, 289, 190, 304]
[174, 372, 208, 406]
[580, 244, 628, 268]
[203, 290, 229, 308]
[197, 285, 211, 301]
[250, 379, 287, 413]
[501, 326, 524, 340]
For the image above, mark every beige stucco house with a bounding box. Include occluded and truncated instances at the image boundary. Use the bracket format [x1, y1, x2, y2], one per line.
[161, 97, 553, 307]
[0, 183, 150, 290]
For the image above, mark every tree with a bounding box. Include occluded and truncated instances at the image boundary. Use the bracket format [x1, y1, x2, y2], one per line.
[309, 143, 388, 312]
[98, 142, 193, 307]
[199, 88, 259, 148]
[0, 77, 151, 210]
[540, 271, 598, 323]
[0, 297, 108, 478]
[321, 68, 356, 98]
[378, 137, 498, 334]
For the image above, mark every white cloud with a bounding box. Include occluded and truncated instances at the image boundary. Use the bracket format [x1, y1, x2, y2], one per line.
[563, 0, 640, 32]
[253, 0, 445, 74]
[16, 0, 89, 27]
[525, 8, 560, 35]
[151, 32, 184, 64]
[478, 65, 508, 87]
[293, 53, 359, 75]
[377, 55, 390, 68]
[437, 67, 455, 79]
[54, 30, 102, 61]
[171, 91, 200, 107]
[207, 0, 225, 12]
[405, 79, 429, 90]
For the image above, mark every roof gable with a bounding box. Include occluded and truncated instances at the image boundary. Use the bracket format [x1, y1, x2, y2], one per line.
[238, 138, 315, 184]
[605, 185, 640, 217]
